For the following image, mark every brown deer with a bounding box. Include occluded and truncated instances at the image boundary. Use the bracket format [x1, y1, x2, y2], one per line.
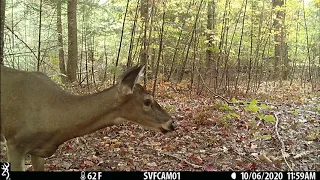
[0, 65, 175, 171]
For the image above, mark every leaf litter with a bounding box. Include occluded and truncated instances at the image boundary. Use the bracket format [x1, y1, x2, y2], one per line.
[0, 81, 318, 171]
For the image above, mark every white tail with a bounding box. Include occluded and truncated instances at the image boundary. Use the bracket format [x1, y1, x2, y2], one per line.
[0, 65, 175, 171]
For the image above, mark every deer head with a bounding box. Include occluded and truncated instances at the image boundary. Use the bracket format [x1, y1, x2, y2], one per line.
[116, 65, 175, 133]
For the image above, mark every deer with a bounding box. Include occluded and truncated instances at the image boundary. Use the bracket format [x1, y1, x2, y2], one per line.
[0, 65, 175, 171]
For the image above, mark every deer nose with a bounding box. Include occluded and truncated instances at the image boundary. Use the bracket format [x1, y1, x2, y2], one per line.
[161, 119, 176, 132]
[171, 120, 177, 130]
[167, 119, 177, 131]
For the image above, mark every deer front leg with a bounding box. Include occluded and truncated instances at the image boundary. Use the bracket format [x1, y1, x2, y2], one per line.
[7, 144, 25, 171]
[31, 155, 45, 171]
[0, 135, 7, 151]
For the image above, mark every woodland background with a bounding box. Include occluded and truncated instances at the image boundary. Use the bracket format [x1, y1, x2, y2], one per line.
[0, 0, 319, 171]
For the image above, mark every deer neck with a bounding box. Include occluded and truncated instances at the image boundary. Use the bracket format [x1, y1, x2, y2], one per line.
[55, 85, 127, 143]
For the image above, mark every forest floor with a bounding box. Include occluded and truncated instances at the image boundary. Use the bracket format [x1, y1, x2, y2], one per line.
[1, 80, 319, 171]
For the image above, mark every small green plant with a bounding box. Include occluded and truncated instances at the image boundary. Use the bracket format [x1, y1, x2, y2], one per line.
[262, 134, 272, 140]
[219, 103, 231, 112]
[260, 103, 267, 109]
[231, 112, 240, 118]
[231, 97, 237, 104]
[244, 99, 259, 113]
[257, 114, 264, 120]
[243, 100, 276, 123]
[220, 100, 239, 122]
[164, 105, 176, 111]
[263, 115, 275, 122]
[223, 113, 232, 120]
[291, 109, 299, 115]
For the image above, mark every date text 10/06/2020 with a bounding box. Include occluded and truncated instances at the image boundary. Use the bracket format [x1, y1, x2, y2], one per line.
[239, 171, 316, 180]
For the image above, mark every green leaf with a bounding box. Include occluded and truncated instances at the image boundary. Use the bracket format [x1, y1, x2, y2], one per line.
[224, 114, 232, 120]
[245, 104, 259, 113]
[292, 109, 299, 115]
[264, 115, 275, 122]
[219, 103, 230, 112]
[260, 103, 267, 109]
[250, 99, 258, 105]
[231, 97, 237, 104]
[251, 105, 259, 113]
[262, 134, 272, 140]
[231, 113, 239, 118]
[165, 105, 176, 111]
[257, 114, 264, 120]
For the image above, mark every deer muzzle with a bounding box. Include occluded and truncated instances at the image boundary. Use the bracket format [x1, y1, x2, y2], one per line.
[160, 119, 176, 134]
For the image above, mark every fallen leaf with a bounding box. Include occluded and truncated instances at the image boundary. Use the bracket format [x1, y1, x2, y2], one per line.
[204, 165, 214, 171]
[61, 162, 72, 169]
[147, 162, 157, 167]
[178, 162, 185, 168]
[258, 153, 273, 164]
[83, 160, 94, 167]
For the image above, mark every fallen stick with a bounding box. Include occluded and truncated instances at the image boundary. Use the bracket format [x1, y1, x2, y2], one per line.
[157, 150, 203, 169]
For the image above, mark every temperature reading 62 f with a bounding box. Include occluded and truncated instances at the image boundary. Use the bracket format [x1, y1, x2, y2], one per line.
[80, 171, 103, 180]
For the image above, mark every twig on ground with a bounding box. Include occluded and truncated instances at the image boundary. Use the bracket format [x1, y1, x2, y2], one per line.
[157, 150, 203, 169]
[274, 112, 293, 171]
[229, 148, 282, 171]
[195, 68, 231, 104]
[297, 110, 320, 116]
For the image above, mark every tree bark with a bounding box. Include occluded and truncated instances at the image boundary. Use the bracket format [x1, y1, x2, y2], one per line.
[140, 0, 148, 66]
[67, 0, 78, 82]
[206, 0, 215, 76]
[127, 0, 140, 68]
[113, 0, 129, 84]
[37, 0, 42, 71]
[0, 0, 5, 65]
[152, 2, 165, 97]
[167, 1, 192, 81]
[272, 0, 287, 80]
[178, 0, 203, 82]
[57, 0, 67, 83]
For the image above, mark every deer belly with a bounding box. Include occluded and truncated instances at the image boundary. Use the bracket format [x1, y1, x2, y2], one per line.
[30, 145, 58, 158]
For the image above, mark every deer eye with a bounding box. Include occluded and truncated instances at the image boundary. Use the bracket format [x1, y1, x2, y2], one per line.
[144, 99, 152, 107]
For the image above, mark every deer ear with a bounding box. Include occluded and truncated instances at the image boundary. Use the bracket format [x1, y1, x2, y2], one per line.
[118, 65, 145, 96]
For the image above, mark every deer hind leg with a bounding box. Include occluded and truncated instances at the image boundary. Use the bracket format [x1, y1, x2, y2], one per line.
[7, 144, 26, 171]
[31, 155, 45, 171]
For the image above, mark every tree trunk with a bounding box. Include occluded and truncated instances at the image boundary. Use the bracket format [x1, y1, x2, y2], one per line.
[67, 0, 78, 83]
[235, 0, 247, 92]
[272, 0, 287, 80]
[302, 0, 314, 89]
[0, 0, 5, 65]
[113, 0, 129, 84]
[140, 0, 149, 86]
[140, 0, 148, 66]
[178, 0, 203, 82]
[127, 0, 140, 68]
[206, 0, 215, 78]
[37, 0, 42, 71]
[246, 1, 254, 94]
[167, 1, 192, 81]
[57, 0, 67, 83]
[152, 2, 165, 97]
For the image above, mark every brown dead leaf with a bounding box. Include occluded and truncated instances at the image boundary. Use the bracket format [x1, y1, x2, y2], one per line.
[258, 153, 273, 164]
[83, 160, 94, 167]
[178, 162, 185, 168]
[60, 162, 72, 169]
[293, 151, 311, 159]
[147, 162, 158, 167]
[163, 145, 176, 151]
[204, 165, 214, 171]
